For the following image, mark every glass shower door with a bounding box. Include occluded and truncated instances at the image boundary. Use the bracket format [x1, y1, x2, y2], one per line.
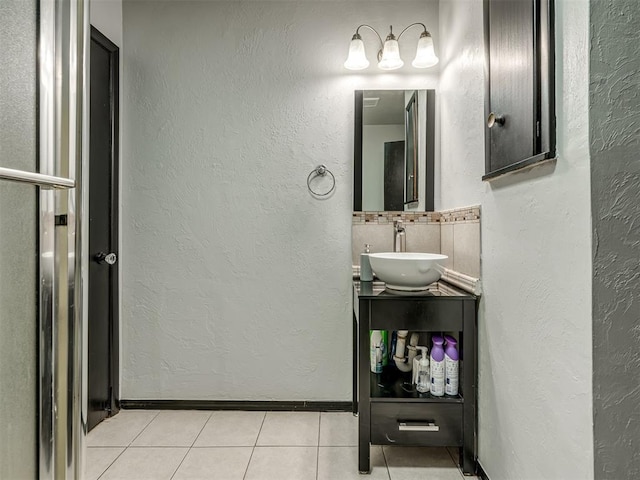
[0, 0, 87, 478]
[0, 1, 42, 477]
[0, 125, 40, 477]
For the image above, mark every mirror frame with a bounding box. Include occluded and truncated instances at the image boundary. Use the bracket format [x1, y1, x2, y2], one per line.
[405, 91, 419, 205]
[353, 90, 435, 212]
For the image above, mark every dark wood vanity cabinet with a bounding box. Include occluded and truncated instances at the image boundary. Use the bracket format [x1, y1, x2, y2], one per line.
[353, 281, 478, 475]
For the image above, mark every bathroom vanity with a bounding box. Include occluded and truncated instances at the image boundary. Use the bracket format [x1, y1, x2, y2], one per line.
[353, 280, 477, 475]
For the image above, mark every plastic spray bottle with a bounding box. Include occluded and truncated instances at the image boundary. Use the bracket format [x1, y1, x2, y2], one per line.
[430, 335, 445, 396]
[444, 335, 459, 396]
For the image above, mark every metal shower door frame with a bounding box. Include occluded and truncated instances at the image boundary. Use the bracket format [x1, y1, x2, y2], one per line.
[39, 0, 89, 478]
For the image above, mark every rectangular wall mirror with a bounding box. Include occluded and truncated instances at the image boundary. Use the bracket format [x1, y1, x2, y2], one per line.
[353, 89, 435, 212]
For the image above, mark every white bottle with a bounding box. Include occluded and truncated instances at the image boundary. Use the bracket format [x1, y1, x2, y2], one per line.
[430, 335, 445, 397]
[445, 356, 459, 396]
[412, 352, 425, 384]
[416, 346, 430, 393]
[444, 335, 459, 396]
[360, 244, 373, 281]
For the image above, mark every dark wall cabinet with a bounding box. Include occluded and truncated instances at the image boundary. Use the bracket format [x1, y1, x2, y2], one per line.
[484, 0, 555, 180]
[353, 282, 478, 475]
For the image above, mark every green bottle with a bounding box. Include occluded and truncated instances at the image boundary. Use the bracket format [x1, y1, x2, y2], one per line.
[369, 330, 388, 373]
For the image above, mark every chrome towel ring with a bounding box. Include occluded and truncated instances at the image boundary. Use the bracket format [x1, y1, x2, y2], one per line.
[307, 164, 336, 197]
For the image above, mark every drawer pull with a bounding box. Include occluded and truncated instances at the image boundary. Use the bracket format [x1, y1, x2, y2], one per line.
[398, 421, 439, 432]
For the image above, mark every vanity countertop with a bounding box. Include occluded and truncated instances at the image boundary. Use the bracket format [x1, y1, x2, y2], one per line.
[354, 280, 475, 299]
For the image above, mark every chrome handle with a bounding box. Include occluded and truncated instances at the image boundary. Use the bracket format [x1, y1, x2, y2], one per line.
[95, 252, 117, 265]
[487, 112, 505, 128]
[0, 166, 75, 189]
[398, 422, 440, 432]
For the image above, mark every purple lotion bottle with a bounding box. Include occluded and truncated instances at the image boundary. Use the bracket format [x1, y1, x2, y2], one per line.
[444, 335, 459, 396]
[430, 335, 445, 396]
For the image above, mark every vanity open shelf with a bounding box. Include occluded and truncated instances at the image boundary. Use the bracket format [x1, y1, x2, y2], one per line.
[353, 280, 478, 475]
[370, 367, 464, 403]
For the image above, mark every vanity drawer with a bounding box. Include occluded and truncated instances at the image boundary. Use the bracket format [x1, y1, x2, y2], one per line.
[370, 403, 463, 446]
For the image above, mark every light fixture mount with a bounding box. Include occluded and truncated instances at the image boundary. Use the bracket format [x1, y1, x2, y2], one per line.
[384, 26, 397, 42]
[343, 22, 439, 71]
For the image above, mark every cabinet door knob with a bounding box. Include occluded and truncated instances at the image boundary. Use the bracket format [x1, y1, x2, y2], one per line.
[487, 112, 506, 128]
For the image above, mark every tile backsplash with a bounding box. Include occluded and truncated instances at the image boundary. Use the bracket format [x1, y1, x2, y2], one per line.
[352, 211, 441, 225]
[439, 206, 480, 223]
[352, 223, 441, 262]
[352, 206, 481, 279]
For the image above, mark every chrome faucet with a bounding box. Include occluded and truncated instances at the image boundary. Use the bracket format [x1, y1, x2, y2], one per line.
[394, 220, 406, 252]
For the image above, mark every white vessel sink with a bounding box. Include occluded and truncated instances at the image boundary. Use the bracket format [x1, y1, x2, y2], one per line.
[368, 252, 448, 291]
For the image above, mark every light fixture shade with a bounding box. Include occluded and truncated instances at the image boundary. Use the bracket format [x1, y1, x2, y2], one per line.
[412, 33, 439, 68]
[344, 36, 369, 70]
[378, 38, 403, 70]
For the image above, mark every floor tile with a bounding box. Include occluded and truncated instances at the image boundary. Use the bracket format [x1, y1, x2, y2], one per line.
[318, 446, 389, 480]
[193, 411, 265, 447]
[445, 447, 480, 479]
[99, 447, 188, 480]
[172, 447, 252, 480]
[131, 410, 211, 447]
[384, 446, 463, 480]
[86, 410, 159, 447]
[84, 447, 124, 480]
[256, 412, 319, 446]
[319, 412, 358, 446]
[244, 447, 317, 480]
[447, 446, 461, 465]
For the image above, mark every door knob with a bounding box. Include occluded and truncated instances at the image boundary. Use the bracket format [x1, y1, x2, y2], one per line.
[487, 112, 505, 128]
[95, 252, 117, 265]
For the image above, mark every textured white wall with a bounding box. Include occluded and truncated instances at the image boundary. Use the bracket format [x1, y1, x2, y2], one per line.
[590, 0, 640, 476]
[439, 1, 593, 479]
[121, 0, 439, 400]
[91, 0, 123, 46]
[362, 124, 404, 211]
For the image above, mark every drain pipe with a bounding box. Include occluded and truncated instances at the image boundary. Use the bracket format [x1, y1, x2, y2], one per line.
[393, 331, 419, 372]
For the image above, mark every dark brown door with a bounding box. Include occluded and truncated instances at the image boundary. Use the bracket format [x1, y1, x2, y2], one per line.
[487, 0, 535, 169]
[383, 141, 405, 211]
[88, 26, 119, 431]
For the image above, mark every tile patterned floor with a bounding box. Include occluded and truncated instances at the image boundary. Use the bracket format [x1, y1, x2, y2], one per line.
[86, 410, 477, 480]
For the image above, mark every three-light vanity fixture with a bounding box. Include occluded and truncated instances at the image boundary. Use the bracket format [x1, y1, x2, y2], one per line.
[344, 23, 439, 71]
